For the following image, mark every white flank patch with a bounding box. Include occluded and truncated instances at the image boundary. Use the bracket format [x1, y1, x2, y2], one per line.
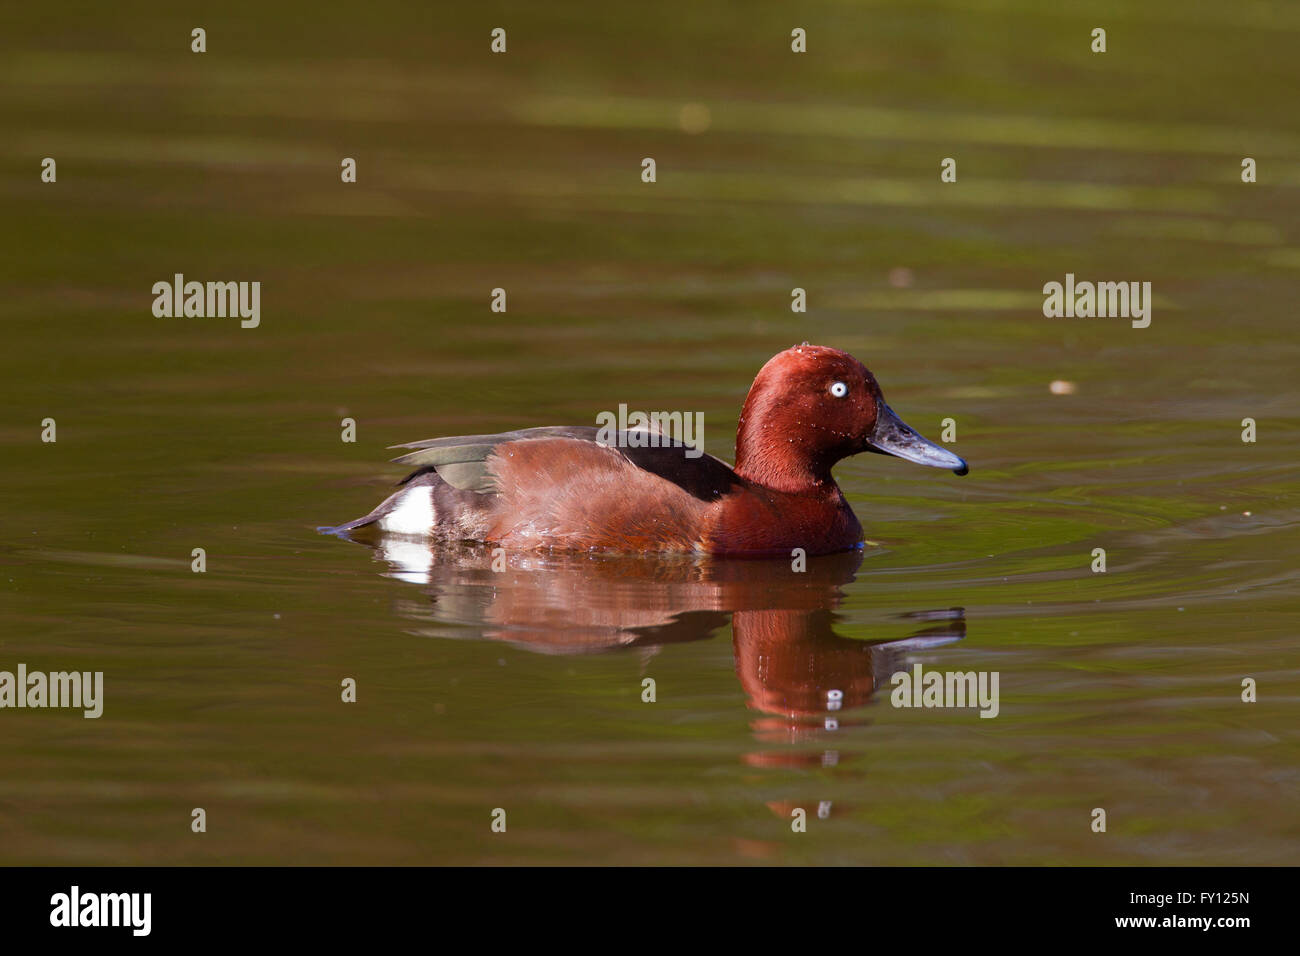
[378, 485, 434, 536]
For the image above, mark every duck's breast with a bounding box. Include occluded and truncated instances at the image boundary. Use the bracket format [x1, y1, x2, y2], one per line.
[705, 487, 863, 556]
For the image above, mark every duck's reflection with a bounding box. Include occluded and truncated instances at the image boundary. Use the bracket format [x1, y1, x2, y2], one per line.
[358, 534, 965, 819]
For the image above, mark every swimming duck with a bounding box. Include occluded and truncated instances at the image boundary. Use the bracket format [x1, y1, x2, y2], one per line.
[328, 344, 967, 555]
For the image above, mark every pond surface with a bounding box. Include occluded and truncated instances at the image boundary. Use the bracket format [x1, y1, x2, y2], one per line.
[1, 0, 1297, 864]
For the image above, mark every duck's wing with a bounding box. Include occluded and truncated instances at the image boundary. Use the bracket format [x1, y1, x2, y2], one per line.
[390, 426, 742, 501]
[389, 427, 598, 493]
[391, 425, 597, 454]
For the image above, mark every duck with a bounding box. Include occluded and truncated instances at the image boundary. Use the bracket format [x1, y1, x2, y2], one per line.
[326, 344, 968, 555]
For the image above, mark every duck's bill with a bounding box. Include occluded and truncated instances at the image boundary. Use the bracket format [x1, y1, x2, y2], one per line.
[866, 404, 969, 476]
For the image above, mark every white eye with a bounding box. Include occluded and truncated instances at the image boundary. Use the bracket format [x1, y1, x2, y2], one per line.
[829, 381, 849, 398]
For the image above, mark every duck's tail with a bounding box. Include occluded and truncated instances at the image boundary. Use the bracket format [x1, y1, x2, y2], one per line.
[321, 471, 480, 539]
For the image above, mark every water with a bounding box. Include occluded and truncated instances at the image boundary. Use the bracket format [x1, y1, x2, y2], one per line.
[2, 0, 1298, 864]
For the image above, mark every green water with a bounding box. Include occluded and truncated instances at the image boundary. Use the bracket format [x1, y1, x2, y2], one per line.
[2, 1, 1297, 864]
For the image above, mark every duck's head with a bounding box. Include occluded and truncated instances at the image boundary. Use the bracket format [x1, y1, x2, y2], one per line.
[734, 343, 968, 492]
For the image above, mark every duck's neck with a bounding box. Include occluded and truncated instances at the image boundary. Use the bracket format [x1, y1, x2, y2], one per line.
[734, 416, 839, 496]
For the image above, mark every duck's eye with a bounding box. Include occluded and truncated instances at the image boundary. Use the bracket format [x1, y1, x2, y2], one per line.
[829, 381, 849, 398]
